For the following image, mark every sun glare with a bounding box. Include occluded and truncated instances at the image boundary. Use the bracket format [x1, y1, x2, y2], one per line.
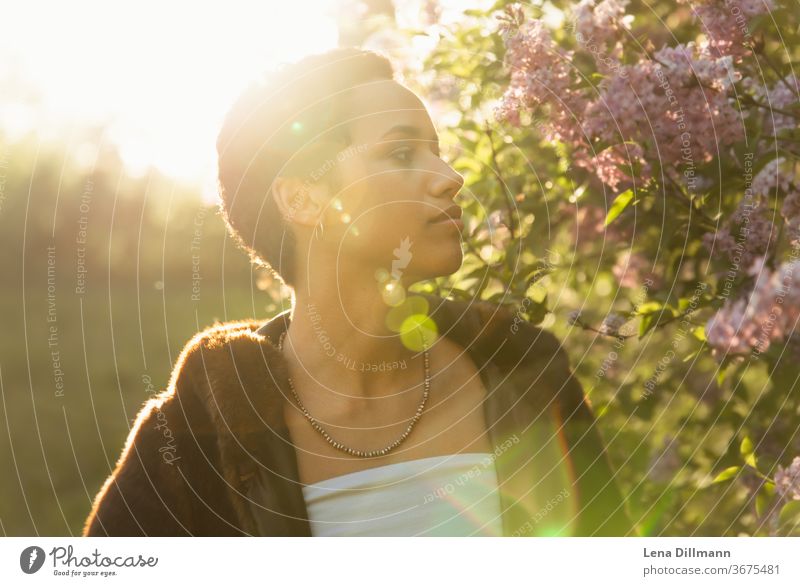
[1, 1, 339, 201]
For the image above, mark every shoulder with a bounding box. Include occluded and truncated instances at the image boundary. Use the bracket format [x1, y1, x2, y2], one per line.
[140, 318, 285, 433]
[162, 319, 272, 392]
[175, 318, 265, 361]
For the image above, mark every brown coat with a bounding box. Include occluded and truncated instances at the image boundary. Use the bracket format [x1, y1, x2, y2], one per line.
[82, 294, 637, 536]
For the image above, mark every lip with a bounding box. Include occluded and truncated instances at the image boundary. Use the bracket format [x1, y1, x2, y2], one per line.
[430, 217, 464, 232]
[430, 216, 464, 233]
[429, 205, 463, 224]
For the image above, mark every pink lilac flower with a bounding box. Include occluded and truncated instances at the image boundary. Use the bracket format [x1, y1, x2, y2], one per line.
[705, 158, 798, 264]
[426, 74, 463, 103]
[752, 158, 796, 197]
[496, 2, 525, 39]
[746, 75, 800, 135]
[599, 312, 628, 335]
[472, 210, 513, 260]
[582, 43, 742, 180]
[683, 0, 776, 59]
[487, 209, 513, 250]
[558, 201, 633, 246]
[572, 0, 632, 47]
[774, 456, 800, 501]
[781, 191, 800, 245]
[497, 4, 758, 191]
[705, 257, 800, 358]
[654, 42, 740, 91]
[576, 142, 651, 191]
[423, 0, 441, 26]
[702, 196, 777, 268]
[562, 202, 606, 244]
[746, 253, 768, 277]
[705, 296, 765, 355]
[496, 13, 587, 150]
[612, 250, 662, 289]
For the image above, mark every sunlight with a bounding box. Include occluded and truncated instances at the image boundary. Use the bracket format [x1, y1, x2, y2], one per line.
[1, 1, 339, 198]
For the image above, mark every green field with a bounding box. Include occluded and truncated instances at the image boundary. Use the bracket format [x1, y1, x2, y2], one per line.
[0, 284, 283, 536]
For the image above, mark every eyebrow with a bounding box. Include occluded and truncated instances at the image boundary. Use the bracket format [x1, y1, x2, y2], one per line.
[378, 124, 440, 156]
[380, 125, 438, 143]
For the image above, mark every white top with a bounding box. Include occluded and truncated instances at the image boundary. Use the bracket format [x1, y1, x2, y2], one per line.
[301, 452, 504, 537]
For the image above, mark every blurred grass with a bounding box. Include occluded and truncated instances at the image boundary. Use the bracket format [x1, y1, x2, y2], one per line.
[0, 279, 284, 536]
[0, 134, 298, 535]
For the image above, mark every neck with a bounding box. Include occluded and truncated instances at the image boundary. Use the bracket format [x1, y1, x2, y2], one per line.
[281, 255, 431, 401]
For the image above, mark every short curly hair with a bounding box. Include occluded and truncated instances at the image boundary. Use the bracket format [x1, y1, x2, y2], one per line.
[216, 47, 395, 289]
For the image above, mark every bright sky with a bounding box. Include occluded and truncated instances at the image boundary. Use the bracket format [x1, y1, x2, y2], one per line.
[0, 0, 513, 202]
[1, 0, 340, 200]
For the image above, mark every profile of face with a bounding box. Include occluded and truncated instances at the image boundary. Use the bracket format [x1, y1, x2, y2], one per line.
[274, 79, 465, 290]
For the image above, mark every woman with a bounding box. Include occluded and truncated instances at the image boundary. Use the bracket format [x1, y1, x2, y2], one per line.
[83, 47, 635, 537]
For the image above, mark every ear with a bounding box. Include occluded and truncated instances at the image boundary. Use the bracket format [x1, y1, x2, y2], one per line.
[271, 176, 328, 228]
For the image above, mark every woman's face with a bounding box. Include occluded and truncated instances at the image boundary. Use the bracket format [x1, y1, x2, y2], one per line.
[317, 79, 465, 286]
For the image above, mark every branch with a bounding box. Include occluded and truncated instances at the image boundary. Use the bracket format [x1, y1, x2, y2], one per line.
[571, 306, 706, 341]
[484, 124, 518, 238]
[756, 47, 800, 100]
[739, 93, 800, 119]
[663, 170, 718, 231]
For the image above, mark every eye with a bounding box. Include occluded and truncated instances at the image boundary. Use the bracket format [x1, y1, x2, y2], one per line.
[389, 147, 413, 163]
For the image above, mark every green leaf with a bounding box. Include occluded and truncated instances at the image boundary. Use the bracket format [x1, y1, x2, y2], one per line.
[636, 303, 675, 338]
[755, 484, 775, 518]
[716, 362, 732, 387]
[682, 349, 701, 363]
[448, 288, 474, 301]
[741, 436, 758, 469]
[692, 326, 707, 342]
[526, 283, 548, 303]
[740, 436, 753, 455]
[604, 188, 635, 226]
[635, 301, 663, 315]
[639, 313, 656, 337]
[756, 492, 768, 517]
[711, 466, 741, 484]
[779, 501, 800, 529]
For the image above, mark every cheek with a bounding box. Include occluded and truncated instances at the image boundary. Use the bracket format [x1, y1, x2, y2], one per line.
[352, 202, 427, 241]
[343, 172, 428, 231]
[334, 203, 427, 268]
[333, 166, 433, 250]
[357, 165, 425, 204]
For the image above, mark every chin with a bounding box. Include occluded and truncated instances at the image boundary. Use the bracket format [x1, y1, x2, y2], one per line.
[441, 248, 464, 275]
[411, 247, 464, 282]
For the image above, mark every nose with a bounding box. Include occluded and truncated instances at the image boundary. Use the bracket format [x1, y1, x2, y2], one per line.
[429, 159, 464, 202]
